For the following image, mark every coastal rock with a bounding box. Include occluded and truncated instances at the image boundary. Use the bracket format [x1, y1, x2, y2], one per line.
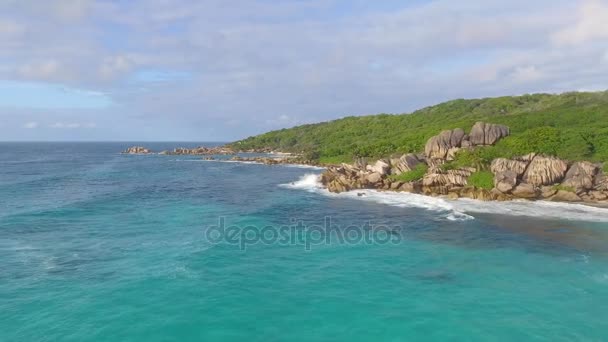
[367, 160, 391, 176]
[422, 168, 473, 188]
[390, 154, 421, 175]
[321, 165, 364, 193]
[589, 190, 608, 201]
[550, 190, 582, 202]
[561, 161, 598, 193]
[424, 128, 465, 159]
[162, 146, 235, 155]
[460, 187, 493, 201]
[511, 183, 538, 199]
[594, 171, 607, 191]
[366, 172, 383, 184]
[390, 181, 404, 190]
[353, 158, 368, 170]
[491, 188, 511, 201]
[400, 181, 422, 193]
[523, 156, 568, 186]
[123, 146, 151, 154]
[490, 158, 529, 177]
[540, 186, 557, 199]
[494, 170, 518, 193]
[469, 122, 510, 146]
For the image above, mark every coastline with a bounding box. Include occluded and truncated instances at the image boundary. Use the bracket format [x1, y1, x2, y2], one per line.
[121, 130, 608, 208]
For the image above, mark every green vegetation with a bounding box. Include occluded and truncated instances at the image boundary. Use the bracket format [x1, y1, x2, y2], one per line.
[467, 171, 495, 190]
[603, 163, 608, 173]
[389, 164, 428, 182]
[552, 185, 576, 192]
[441, 149, 498, 171]
[229, 91, 608, 164]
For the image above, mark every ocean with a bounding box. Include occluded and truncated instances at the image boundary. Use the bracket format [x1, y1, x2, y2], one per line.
[1, 142, 608, 341]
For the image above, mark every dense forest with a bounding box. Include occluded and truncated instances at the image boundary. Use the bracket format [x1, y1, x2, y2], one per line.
[229, 91, 608, 165]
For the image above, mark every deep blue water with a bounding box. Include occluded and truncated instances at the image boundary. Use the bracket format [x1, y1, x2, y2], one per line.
[1, 142, 608, 341]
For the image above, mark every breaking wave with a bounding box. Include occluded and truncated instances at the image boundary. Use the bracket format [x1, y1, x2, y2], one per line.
[281, 174, 608, 223]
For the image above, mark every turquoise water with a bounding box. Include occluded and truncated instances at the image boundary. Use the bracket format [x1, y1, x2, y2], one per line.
[1, 143, 608, 341]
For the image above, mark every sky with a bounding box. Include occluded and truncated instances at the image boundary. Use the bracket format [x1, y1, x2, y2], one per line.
[0, 0, 607, 141]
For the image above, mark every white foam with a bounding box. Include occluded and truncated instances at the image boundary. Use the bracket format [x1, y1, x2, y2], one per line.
[451, 198, 608, 222]
[281, 174, 473, 221]
[199, 159, 325, 169]
[282, 174, 608, 223]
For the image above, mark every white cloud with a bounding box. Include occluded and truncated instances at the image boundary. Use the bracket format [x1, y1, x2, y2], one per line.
[18, 60, 62, 80]
[99, 55, 135, 80]
[0, 19, 24, 36]
[50, 122, 96, 129]
[552, 0, 608, 45]
[1, 0, 608, 141]
[23, 121, 39, 129]
[510, 65, 544, 83]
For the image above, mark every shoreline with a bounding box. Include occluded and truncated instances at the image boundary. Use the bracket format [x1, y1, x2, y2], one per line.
[120, 141, 608, 207]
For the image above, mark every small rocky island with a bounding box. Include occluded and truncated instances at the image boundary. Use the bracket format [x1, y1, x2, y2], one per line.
[122, 146, 152, 154]
[321, 122, 608, 204]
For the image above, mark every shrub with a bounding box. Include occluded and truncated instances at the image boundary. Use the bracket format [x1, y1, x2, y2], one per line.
[441, 148, 498, 171]
[390, 163, 428, 182]
[468, 171, 494, 190]
[552, 184, 576, 192]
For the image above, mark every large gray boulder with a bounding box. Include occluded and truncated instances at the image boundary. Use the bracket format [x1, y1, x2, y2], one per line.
[366, 172, 383, 184]
[561, 161, 598, 193]
[550, 190, 582, 202]
[469, 122, 510, 146]
[422, 168, 473, 188]
[390, 154, 421, 175]
[366, 160, 391, 176]
[511, 183, 538, 198]
[523, 156, 568, 186]
[494, 170, 518, 193]
[490, 158, 529, 177]
[424, 128, 465, 160]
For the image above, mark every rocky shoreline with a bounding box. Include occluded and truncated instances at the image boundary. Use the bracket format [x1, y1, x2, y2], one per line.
[320, 122, 608, 204]
[121, 125, 608, 205]
[122, 146, 235, 155]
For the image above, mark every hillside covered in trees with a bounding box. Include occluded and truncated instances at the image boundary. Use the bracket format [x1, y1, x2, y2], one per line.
[229, 91, 608, 165]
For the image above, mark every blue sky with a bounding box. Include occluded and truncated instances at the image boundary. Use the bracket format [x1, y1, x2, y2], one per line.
[0, 0, 607, 141]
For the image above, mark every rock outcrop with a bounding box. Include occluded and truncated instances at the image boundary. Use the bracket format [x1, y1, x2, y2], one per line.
[390, 154, 421, 175]
[469, 122, 510, 146]
[523, 156, 568, 186]
[561, 161, 598, 193]
[123, 146, 152, 154]
[424, 128, 466, 160]
[160, 146, 235, 155]
[494, 170, 518, 193]
[491, 158, 529, 177]
[317, 122, 607, 205]
[366, 160, 391, 176]
[422, 168, 474, 188]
